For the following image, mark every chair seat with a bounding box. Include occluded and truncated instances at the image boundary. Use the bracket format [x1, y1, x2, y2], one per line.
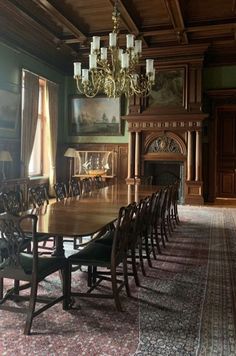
[68, 241, 112, 267]
[20, 253, 66, 278]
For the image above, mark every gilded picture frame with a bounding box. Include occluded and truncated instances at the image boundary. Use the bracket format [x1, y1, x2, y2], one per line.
[69, 96, 122, 136]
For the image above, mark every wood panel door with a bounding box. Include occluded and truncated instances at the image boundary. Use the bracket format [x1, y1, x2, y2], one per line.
[217, 108, 236, 197]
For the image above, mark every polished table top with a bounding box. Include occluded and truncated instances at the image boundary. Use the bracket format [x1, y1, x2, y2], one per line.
[28, 184, 160, 237]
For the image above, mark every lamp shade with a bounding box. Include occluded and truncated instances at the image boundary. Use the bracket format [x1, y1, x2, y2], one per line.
[0, 150, 13, 162]
[64, 148, 77, 158]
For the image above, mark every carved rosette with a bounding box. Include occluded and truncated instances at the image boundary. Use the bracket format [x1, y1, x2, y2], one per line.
[148, 136, 181, 153]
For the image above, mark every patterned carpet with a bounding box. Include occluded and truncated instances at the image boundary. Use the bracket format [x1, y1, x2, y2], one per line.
[0, 206, 236, 356]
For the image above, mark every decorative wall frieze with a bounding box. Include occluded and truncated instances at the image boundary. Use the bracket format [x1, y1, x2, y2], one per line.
[128, 119, 202, 131]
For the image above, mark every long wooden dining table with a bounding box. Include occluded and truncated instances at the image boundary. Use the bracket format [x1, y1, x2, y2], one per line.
[25, 183, 160, 255]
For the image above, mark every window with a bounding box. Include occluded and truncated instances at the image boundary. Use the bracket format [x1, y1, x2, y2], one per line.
[22, 71, 49, 177]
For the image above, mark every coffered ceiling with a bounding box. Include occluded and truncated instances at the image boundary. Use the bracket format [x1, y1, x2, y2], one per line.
[0, 0, 236, 73]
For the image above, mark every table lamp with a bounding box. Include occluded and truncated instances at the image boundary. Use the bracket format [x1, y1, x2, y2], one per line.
[0, 150, 13, 180]
[64, 147, 77, 180]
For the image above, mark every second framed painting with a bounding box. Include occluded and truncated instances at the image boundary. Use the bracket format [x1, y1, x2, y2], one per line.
[69, 96, 122, 136]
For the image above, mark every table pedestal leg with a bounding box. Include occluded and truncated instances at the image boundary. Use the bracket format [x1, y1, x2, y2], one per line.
[52, 236, 65, 257]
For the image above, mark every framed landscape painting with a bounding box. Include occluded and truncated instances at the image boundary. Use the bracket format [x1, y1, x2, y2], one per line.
[69, 96, 122, 136]
[148, 67, 186, 108]
[0, 89, 20, 134]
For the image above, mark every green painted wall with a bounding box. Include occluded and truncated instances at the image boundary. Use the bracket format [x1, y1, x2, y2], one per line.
[64, 76, 129, 144]
[1, 39, 235, 147]
[203, 65, 236, 90]
[0, 41, 66, 142]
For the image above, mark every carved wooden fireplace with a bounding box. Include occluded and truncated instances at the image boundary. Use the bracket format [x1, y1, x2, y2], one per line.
[123, 45, 209, 204]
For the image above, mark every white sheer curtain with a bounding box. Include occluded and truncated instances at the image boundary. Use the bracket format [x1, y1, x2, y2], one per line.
[21, 71, 39, 178]
[46, 81, 58, 197]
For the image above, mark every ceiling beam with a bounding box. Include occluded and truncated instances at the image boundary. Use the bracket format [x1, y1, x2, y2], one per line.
[141, 22, 236, 38]
[1, 0, 76, 51]
[233, 0, 236, 13]
[32, 0, 87, 43]
[164, 0, 188, 44]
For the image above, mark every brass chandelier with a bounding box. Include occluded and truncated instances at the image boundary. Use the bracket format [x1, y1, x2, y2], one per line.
[73, 0, 155, 98]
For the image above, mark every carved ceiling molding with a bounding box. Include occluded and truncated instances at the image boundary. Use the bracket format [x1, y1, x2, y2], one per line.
[144, 131, 187, 155]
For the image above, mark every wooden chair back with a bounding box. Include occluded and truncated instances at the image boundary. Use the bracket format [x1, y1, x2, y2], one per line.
[54, 182, 68, 201]
[29, 185, 49, 208]
[0, 190, 24, 215]
[0, 213, 37, 278]
[111, 203, 136, 266]
[69, 179, 81, 197]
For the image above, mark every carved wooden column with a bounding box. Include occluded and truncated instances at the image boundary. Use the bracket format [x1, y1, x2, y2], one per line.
[127, 132, 132, 180]
[134, 131, 141, 182]
[195, 130, 202, 181]
[187, 131, 193, 180]
[185, 129, 204, 205]
[126, 131, 136, 184]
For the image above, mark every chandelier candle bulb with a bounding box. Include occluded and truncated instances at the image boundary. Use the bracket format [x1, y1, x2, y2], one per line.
[82, 69, 89, 82]
[92, 36, 100, 51]
[134, 40, 142, 54]
[118, 49, 123, 61]
[151, 69, 156, 82]
[89, 54, 97, 69]
[121, 53, 129, 68]
[126, 34, 134, 49]
[101, 47, 107, 60]
[74, 62, 81, 77]
[109, 33, 117, 47]
[146, 59, 154, 74]
[90, 42, 94, 54]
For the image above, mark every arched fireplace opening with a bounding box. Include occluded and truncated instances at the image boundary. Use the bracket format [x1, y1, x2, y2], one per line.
[144, 160, 184, 203]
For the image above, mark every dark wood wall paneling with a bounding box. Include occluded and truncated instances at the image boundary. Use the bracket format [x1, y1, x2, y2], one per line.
[206, 89, 236, 202]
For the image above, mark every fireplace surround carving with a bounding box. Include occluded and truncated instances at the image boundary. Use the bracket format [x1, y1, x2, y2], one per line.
[123, 46, 209, 204]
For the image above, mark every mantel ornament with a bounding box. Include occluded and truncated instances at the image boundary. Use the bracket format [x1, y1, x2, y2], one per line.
[148, 136, 181, 153]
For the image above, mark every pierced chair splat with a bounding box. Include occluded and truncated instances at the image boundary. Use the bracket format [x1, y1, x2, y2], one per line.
[29, 185, 49, 208]
[0, 190, 25, 216]
[69, 179, 81, 197]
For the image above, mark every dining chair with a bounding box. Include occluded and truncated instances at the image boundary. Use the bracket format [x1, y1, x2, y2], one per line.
[0, 190, 33, 296]
[0, 190, 25, 216]
[29, 185, 56, 252]
[69, 178, 81, 197]
[67, 204, 136, 311]
[54, 182, 68, 201]
[0, 213, 68, 335]
[170, 180, 180, 226]
[93, 202, 142, 286]
[81, 177, 93, 194]
[140, 193, 161, 269]
[54, 181, 83, 249]
[28, 184, 49, 208]
[93, 175, 104, 189]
